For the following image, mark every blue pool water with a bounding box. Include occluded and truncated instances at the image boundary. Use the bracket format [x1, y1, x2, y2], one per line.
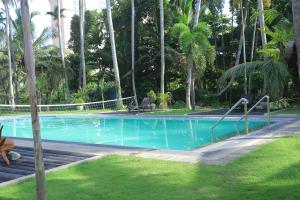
[0, 116, 268, 151]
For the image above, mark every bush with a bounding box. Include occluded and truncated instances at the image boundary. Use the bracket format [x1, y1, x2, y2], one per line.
[270, 98, 290, 109]
[158, 93, 170, 110]
[147, 90, 157, 103]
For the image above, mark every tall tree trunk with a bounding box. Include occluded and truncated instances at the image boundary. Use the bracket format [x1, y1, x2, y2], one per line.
[257, 0, 267, 48]
[186, 56, 192, 109]
[241, 0, 247, 95]
[159, 0, 165, 94]
[292, 0, 300, 83]
[4, 0, 15, 107]
[131, 0, 138, 107]
[57, 0, 70, 99]
[79, 0, 86, 88]
[190, 0, 201, 110]
[106, 0, 123, 108]
[21, 1, 47, 200]
[8, 12, 19, 104]
[250, 16, 258, 62]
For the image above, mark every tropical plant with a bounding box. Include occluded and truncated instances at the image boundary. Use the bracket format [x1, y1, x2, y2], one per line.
[171, 22, 215, 109]
[219, 59, 289, 99]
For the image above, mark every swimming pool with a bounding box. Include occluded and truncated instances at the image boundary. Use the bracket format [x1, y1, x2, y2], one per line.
[0, 116, 268, 151]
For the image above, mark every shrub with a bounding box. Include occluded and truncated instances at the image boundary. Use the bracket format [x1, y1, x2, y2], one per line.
[147, 90, 157, 103]
[270, 98, 290, 109]
[158, 93, 170, 110]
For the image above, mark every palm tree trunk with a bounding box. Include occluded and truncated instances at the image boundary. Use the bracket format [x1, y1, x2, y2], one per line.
[250, 16, 258, 62]
[186, 56, 192, 109]
[190, 0, 201, 110]
[194, 0, 201, 26]
[79, 0, 86, 88]
[241, 0, 247, 95]
[292, 0, 300, 83]
[21, 1, 47, 200]
[257, 0, 267, 48]
[4, 0, 15, 107]
[57, 0, 70, 99]
[159, 0, 165, 94]
[106, 0, 123, 108]
[131, 0, 138, 107]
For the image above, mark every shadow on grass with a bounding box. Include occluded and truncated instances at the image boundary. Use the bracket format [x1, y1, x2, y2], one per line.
[1, 137, 300, 200]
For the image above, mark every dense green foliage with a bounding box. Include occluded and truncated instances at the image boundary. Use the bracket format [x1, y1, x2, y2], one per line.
[1, 137, 300, 199]
[0, 0, 299, 108]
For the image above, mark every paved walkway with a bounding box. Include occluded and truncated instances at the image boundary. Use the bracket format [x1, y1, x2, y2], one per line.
[10, 115, 300, 166]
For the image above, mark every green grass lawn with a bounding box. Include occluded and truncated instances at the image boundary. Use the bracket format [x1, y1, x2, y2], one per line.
[1, 137, 300, 200]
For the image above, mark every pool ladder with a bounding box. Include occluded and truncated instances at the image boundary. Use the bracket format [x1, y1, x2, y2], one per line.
[236, 95, 271, 134]
[211, 98, 249, 143]
[210, 95, 271, 143]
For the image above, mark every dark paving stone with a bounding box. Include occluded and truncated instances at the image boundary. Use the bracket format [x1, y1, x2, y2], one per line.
[0, 146, 94, 184]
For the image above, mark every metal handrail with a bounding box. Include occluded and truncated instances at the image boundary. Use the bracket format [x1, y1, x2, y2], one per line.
[211, 98, 249, 143]
[236, 95, 270, 132]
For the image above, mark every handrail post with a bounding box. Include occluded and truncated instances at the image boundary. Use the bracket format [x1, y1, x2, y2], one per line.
[267, 96, 270, 125]
[244, 101, 248, 134]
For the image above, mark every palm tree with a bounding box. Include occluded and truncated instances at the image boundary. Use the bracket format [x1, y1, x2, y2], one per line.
[79, 0, 86, 88]
[159, 0, 165, 94]
[106, 0, 123, 108]
[3, 0, 15, 106]
[172, 22, 215, 109]
[56, 0, 70, 99]
[21, 1, 47, 200]
[131, 0, 138, 107]
[292, 0, 300, 82]
[219, 60, 289, 99]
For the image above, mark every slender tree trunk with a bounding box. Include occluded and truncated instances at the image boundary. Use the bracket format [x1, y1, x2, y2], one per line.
[57, 0, 70, 99]
[79, 0, 86, 88]
[106, 0, 123, 108]
[257, 0, 267, 48]
[191, 70, 196, 110]
[292, 0, 300, 83]
[241, 0, 247, 95]
[186, 57, 192, 109]
[250, 16, 257, 62]
[190, 0, 201, 110]
[8, 12, 19, 104]
[131, 0, 138, 107]
[21, 1, 47, 200]
[159, 0, 165, 94]
[194, 0, 201, 25]
[4, 0, 15, 107]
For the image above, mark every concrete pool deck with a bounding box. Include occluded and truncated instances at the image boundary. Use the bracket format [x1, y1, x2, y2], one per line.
[7, 114, 300, 166]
